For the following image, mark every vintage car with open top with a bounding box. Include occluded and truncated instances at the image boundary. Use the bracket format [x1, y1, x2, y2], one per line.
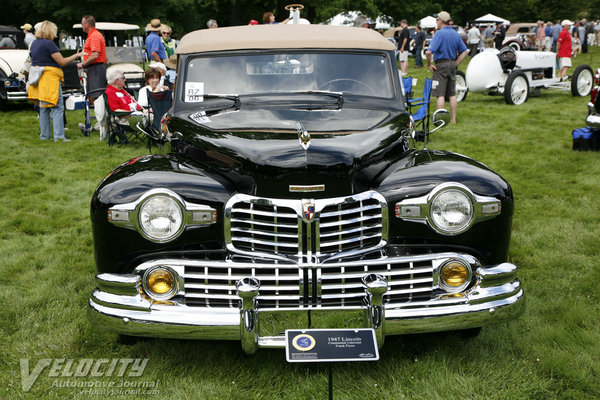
[88, 24, 524, 354]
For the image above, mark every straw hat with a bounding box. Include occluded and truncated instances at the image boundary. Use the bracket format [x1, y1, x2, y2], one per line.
[163, 55, 177, 70]
[146, 19, 163, 32]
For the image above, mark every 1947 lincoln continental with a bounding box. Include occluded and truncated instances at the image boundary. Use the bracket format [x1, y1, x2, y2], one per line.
[89, 24, 524, 354]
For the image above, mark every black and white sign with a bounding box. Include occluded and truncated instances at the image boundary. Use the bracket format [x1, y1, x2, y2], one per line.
[285, 329, 379, 362]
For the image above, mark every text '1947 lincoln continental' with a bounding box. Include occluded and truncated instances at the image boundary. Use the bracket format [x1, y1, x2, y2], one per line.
[89, 24, 524, 354]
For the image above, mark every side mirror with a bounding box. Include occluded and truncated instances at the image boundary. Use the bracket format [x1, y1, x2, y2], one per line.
[429, 109, 451, 134]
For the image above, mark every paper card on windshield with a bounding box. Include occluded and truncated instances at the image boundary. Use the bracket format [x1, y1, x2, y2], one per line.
[185, 82, 204, 102]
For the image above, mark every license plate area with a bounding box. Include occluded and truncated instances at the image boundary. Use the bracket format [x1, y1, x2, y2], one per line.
[285, 328, 378, 362]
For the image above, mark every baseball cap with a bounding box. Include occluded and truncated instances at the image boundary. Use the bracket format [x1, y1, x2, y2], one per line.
[21, 23, 32, 31]
[434, 11, 451, 23]
[561, 19, 573, 26]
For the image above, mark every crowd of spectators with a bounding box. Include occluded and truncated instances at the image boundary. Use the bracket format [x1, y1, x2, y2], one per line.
[12, 11, 600, 141]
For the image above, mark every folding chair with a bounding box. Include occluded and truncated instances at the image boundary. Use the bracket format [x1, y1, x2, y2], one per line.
[401, 76, 413, 103]
[137, 89, 172, 150]
[103, 94, 146, 147]
[407, 78, 433, 140]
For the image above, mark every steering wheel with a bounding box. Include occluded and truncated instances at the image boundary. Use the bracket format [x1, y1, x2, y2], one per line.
[318, 78, 376, 95]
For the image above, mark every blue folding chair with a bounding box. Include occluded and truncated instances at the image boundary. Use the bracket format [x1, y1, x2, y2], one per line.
[401, 76, 413, 102]
[407, 78, 433, 137]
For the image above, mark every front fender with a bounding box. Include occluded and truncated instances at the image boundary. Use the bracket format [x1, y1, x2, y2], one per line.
[91, 154, 231, 274]
[377, 150, 514, 264]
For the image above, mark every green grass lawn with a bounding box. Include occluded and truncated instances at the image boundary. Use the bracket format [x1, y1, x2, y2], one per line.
[1, 48, 600, 399]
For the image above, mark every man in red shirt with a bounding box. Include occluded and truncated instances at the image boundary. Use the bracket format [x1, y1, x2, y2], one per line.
[77, 15, 107, 102]
[556, 19, 573, 80]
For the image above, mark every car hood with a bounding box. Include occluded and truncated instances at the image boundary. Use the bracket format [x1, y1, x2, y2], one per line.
[170, 107, 411, 198]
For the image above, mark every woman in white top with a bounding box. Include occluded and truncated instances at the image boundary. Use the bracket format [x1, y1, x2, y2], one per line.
[138, 67, 169, 109]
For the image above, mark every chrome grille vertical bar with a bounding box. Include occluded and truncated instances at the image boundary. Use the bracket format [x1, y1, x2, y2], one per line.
[360, 199, 364, 248]
[314, 267, 322, 306]
[228, 266, 233, 308]
[273, 204, 278, 254]
[337, 203, 342, 252]
[275, 260, 279, 309]
[250, 202, 255, 252]
[409, 261, 414, 302]
[297, 216, 303, 259]
[341, 264, 345, 307]
[386, 262, 392, 304]
[204, 265, 209, 307]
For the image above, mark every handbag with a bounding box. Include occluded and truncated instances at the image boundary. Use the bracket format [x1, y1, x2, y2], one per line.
[20, 54, 32, 76]
[28, 66, 45, 87]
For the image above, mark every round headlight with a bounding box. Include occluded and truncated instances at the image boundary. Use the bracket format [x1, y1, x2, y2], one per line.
[439, 260, 471, 293]
[138, 195, 183, 241]
[430, 189, 473, 234]
[144, 267, 177, 300]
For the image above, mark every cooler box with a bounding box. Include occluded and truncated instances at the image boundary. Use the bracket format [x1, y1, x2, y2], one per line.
[65, 94, 86, 111]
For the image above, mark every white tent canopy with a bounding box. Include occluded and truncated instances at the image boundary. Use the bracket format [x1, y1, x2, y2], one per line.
[474, 14, 510, 25]
[327, 11, 392, 30]
[419, 16, 436, 29]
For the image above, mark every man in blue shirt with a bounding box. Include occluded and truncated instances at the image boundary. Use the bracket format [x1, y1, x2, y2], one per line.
[551, 20, 561, 52]
[426, 11, 468, 123]
[145, 18, 167, 62]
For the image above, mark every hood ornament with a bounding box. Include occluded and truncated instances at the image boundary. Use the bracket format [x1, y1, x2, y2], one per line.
[297, 121, 310, 150]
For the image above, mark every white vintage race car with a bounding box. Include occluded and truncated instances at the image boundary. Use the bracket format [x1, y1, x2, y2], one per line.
[466, 47, 593, 105]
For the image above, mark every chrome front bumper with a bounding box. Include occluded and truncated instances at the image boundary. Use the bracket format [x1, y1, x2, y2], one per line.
[88, 259, 524, 353]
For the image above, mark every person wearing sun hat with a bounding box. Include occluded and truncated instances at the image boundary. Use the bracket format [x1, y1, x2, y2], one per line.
[21, 23, 35, 47]
[145, 18, 167, 63]
[556, 19, 574, 80]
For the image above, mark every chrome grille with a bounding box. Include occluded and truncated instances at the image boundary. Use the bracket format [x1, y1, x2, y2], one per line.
[225, 192, 387, 261]
[184, 260, 301, 309]
[319, 199, 383, 254]
[320, 258, 434, 307]
[229, 201, 300, 256]
[181, 255, 437, 309]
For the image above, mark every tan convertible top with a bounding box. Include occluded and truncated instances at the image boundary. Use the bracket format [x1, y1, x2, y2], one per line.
[176, 24, 395, 54]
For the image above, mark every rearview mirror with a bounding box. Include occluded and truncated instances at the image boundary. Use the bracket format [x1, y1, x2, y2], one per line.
[429, 109, 451, 134]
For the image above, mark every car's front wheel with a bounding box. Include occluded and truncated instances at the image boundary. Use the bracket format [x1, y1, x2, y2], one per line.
[504, 71, 529, 105]
[455, 70, 468, 102]
[571, 64, 594, 97]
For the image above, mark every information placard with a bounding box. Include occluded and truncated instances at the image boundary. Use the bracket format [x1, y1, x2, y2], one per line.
[285, 329, 379, 362]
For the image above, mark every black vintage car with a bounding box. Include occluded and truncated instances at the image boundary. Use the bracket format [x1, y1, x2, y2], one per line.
[89, 24, 524, 353]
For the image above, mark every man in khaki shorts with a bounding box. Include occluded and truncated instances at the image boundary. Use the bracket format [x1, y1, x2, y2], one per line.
[426, 11, 469, 123]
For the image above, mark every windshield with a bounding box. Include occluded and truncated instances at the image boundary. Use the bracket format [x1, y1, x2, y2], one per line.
[182, 51, 395, 102]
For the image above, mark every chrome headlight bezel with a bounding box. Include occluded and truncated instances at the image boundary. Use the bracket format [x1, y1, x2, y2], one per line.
[395, 182, 501, 236]
[108, 188, 217, 243]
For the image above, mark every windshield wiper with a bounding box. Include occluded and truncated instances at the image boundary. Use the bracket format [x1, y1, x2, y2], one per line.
[195, 93, 241, 113]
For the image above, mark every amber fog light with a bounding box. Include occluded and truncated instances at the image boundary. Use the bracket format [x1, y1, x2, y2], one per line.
[439, 260, 472, 293]
[143, 267, 177, 300]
